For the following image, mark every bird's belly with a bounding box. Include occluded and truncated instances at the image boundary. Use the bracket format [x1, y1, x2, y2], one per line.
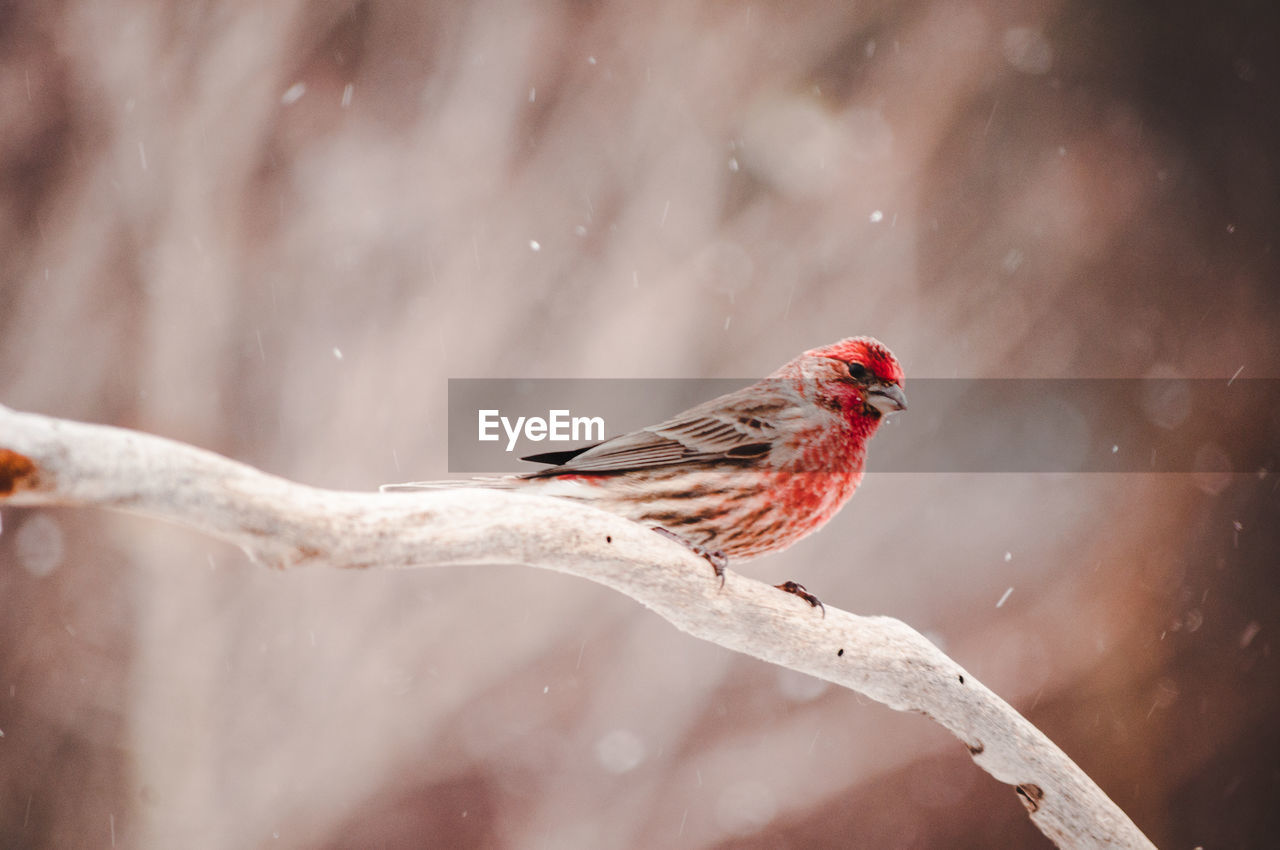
[705, 469, 862, 558]
[521, 463, 862, 560]
[538, 467, 862, 561]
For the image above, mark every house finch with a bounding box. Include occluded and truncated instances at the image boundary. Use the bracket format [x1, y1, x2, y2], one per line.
[385, 337, 905, 607]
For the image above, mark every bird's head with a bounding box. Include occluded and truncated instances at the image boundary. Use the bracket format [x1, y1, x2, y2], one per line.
[792, 336, 907, 425]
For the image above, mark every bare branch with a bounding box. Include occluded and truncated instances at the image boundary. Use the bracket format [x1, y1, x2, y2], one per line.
[0, 405, 1155, 849]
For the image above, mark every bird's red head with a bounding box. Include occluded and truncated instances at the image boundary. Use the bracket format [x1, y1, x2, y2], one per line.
[789, 336, 907, 422]
[807, 337, 905, 387]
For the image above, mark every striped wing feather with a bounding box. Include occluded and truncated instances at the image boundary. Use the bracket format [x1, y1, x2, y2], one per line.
[520, 389, 790, 477]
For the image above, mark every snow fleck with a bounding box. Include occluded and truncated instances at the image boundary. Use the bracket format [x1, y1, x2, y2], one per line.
[1192, 443, 1232, 495]
[138, 141, 148, 171]
[923, 630, 948, 652]
[723, 315, 732, 331]
[1002, 27, 1054, 75]
[1003, 551, 1012, 562]
[1147, 678, 1179, 717]
[1112, 444, 1119, 453]
[587, 56, 597, 65]
[16, 514, 64, 578]
[1240, 621, 1261, 649]
[716, 781, 776, 836]
[1143, 371, 1192, 429]
[332, 347, 343, 360]
[869, 210, 884, 223]
[1183, 609, 1204, 633]
[529, 239, 541, 252]
[595, 729, 645, 773]
[660, 200, 670, 227]
[777, 668, 829, 702]
[1226, 223, 1236, 234]
[996, 586, 1014, 608]
[728, 157, 739, 172]
[341, 83, 353, 108]
[1228, 365, 1244, 385]
[542, 685, 549, 694]
[574, 225, 587, 236]
[281, 82, 306, 105]
[865, 40, 876, 58]
[528, 87, 536, 103]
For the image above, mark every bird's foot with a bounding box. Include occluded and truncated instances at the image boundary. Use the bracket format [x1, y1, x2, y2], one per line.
[775, 580, 825, 616]
[652, 528, 728, 587]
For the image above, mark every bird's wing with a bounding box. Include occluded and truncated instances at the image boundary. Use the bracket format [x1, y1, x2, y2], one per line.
[520, 389, 793, 476]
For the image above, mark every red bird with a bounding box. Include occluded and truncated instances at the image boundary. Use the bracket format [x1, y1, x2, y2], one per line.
[386, 337, 905, 607]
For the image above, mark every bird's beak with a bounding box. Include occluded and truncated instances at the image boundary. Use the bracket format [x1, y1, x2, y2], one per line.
[867, 383, 907, 415]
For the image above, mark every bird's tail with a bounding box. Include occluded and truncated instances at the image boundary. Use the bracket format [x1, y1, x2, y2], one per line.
[379, 476, 520, 493]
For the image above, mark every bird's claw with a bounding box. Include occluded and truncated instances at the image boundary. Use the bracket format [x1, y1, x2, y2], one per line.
[775, 580, 825, 616]
[652, 528, 728, 586]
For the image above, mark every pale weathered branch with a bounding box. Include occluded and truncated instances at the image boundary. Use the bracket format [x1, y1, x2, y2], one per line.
[0, 404, 1155, 849]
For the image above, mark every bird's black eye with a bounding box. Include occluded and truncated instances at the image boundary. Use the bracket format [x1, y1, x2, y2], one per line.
[848, 362, 869, 381]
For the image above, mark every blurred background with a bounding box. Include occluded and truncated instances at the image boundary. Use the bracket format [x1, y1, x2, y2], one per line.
[1, 1, 1277, 847]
